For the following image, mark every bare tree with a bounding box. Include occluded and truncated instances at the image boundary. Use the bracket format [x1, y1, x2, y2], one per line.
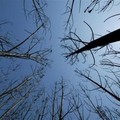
[0, 0, 51, 119]
[64, 29, 120, 58]
[44, 79, 92, 120]
[62, 0, 120, 119]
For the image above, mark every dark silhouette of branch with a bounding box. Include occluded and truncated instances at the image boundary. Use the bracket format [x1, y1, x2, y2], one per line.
[84, 0, 114, 13]
[75, 69, 120, 102]
[64, 0, 81, 30]
[23, 0, 49, 27]
[0, 77, 31, 99]
[84, 0, 99, 13]
[104, 13, 120, 22]
[7, 23, 44, 52]
[100, 59, 120, 68]
[67, 29, 120, 58]
[64, 0, 75, 29]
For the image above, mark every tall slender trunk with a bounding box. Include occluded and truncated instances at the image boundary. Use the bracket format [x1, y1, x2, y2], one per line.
[67, 29, 120, 57]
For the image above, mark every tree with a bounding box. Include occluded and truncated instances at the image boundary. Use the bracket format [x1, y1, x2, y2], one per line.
[62, 0, 120, 119]
[64, 29, 120, 58]
[0, 0, 51, 119]
[1, 0, 120, 119]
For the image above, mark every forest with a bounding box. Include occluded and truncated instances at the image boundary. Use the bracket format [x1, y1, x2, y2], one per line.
[0, 0, 120, 120]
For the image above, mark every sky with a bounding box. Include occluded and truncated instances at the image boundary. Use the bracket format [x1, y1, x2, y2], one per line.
[0, 0, 120, 119]
[1, 0, 120, 88]
[42, 0, 120, 88]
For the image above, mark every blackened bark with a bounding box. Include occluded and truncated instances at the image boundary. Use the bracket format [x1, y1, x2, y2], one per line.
[67, 29, 120, 57]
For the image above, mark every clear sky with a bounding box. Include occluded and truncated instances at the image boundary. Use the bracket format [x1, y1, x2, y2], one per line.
[42, 0, 120, 87]
[0, 0, 120, 119]
[1, 0, 120, 87]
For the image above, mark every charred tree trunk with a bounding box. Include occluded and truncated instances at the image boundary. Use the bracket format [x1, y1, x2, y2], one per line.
[67, 29, 120, 57]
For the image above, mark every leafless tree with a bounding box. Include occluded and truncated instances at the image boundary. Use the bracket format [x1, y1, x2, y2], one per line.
[65, 0, 119, 29]
[0, 0, 51, 119]
[62, 0, 120, 119]
[42, 79, 93, 120]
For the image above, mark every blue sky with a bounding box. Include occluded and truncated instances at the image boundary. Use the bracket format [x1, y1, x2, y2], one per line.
[0, 0, 120, 119]
[1, 0, 120, 87]
[42, 0, 120, 87]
